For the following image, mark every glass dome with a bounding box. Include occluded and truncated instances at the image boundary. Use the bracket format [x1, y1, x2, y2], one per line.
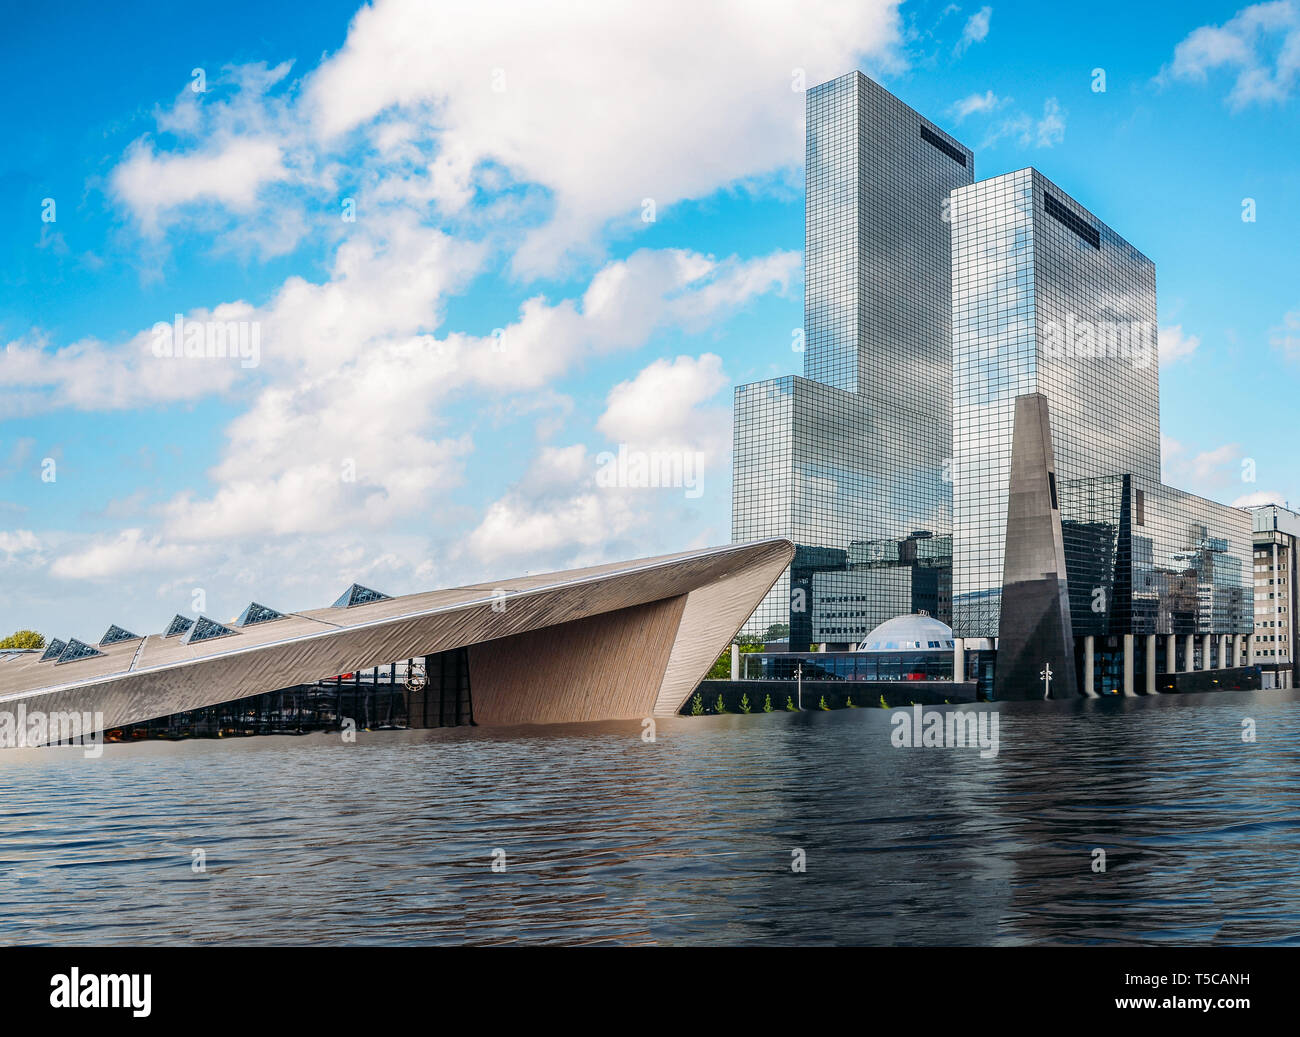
[858, 613, 955, 652]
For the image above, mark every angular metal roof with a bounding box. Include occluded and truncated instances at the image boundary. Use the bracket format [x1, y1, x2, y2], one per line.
[0, 539, 793, 740]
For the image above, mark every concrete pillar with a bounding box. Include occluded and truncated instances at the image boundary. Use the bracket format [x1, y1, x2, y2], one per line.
[1247, 633, 1255, 666]
[1185, 634, 1195, 673]
[1218, 634, 1229, 670]
[1167, 634, 1178, 674]
[730, 643, 739, 681]
[1083, 636, 1095, 697]
[1146, 634, 1157, 694]
[1234, 634, 1244, 668]
[1122, 634, 1135, 696]
[1202, 634, 1213, 671]
[953, 637, 965, 683]
[818, 643, 828, 653]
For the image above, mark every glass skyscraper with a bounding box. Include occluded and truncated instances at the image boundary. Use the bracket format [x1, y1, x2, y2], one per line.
[949, 170, 1252, 689]
[733, 72, 973, 648]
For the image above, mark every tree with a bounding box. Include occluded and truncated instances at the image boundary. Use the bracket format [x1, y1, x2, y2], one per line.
[704, 632, 767, 679]
[0, 630, 44, 650]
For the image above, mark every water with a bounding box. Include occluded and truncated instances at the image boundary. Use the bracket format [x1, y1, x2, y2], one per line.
[2, 689, 1299, 946]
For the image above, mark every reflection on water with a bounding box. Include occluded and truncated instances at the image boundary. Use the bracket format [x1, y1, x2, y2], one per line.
[2, 689, 1299, 946]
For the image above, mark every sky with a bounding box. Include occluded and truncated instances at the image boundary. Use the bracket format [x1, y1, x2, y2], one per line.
[2, 0, 1298, 640]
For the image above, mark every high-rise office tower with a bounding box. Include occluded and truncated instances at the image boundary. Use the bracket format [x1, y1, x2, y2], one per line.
[949, 170, 1253, 695]
[732, 72, 972, 649]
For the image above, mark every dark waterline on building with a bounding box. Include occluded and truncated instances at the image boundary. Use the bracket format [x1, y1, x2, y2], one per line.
[3, 689, 1300, 946]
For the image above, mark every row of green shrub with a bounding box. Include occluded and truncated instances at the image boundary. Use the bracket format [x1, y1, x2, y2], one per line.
[688, 690, 890, 715]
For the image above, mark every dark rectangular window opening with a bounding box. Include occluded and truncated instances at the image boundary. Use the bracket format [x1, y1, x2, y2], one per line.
[920, 125, 967, 167]
[1045, 192, 1101, 249]
[1135, 488, 1145, 526]
[1048, 471, 1059, 510]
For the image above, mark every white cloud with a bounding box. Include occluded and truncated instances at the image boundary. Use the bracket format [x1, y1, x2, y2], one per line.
[954, 5, 992, 55]
[1159, 324, 1201, 365]
[980, 96, 1066, 149]
[111, 62, 307, 245]
[465, 351, 737, 568]
[597, 353, 731, 462]
[302, 0, 904, 274]
[1270, 309, 1300, 358]
[49, 529, 206, 581]
[1163, 1, 1300, 108]
[950, 89, 1001, 120]
[1162, 437, 1246, 492]
[464, 445, 643, 565]
[1233, 489, 1289, 507]
[0, 530, 40, 561]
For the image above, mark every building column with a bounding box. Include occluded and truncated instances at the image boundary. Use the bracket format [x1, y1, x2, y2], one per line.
[953, 637, 965, 683]
[730, 643, 739, 681]
[1167, 634, 1178, 674]
[1146, 634, 1157, 694]
[1247, 633, 1255, 666]
[1234, 633, 1244, 668]
[1185, 634, 1195, 673]
[1218, 634, 1229, 670]
[1122, 634, 1135, 696]
[1202, 634, 1213, 671]
[1083, 636, 1095, 697]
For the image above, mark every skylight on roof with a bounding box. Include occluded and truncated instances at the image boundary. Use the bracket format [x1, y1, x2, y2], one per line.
[163, 614, 194, 638]
[99, 624, 139, 646]
[55, 639, 105, 664]
[180, 616, 238, 645]
[235, 602, 286, 627]
[39, 638, 68, 662]
[331, 583, 391, 608]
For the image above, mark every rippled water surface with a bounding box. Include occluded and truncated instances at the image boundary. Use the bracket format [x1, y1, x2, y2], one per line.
[3, 689, 1300, 946]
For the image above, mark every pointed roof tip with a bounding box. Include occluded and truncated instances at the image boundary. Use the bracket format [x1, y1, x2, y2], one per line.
[180, 615, 238, 645]
[99, 624, 140, 647]
[39, 638, 68, 662]
[55, 639, 105, 665]
[235, 601, 286, 627]
[331, 583, 392, 608]
[163, 614, 195, 638]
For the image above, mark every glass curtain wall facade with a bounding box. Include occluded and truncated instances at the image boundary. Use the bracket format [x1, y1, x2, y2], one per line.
[733, 72, 972, 647]
[950, 169, 1252, 651]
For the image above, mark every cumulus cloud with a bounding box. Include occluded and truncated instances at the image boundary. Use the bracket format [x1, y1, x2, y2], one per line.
[466, 352, 736, 568]
[303, 0, 904, 274]
[0, 530, 41, 561]
[597, 353, 731, 462]
[49, 529, 206, 581]
[1162, 1, 1300, 107]
[1159, 324, 1201, 365]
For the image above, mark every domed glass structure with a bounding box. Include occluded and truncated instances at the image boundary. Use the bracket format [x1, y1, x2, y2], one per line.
[859, 613, 955, 653]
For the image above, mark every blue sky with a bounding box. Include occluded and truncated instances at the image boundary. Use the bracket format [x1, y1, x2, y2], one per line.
[2, 0, 1297, 639]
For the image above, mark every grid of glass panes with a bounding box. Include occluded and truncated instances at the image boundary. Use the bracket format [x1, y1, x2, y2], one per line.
[952, 168, 1251, 638]
[733, 73, 973, 642]
[950, 170, 1038, 637]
